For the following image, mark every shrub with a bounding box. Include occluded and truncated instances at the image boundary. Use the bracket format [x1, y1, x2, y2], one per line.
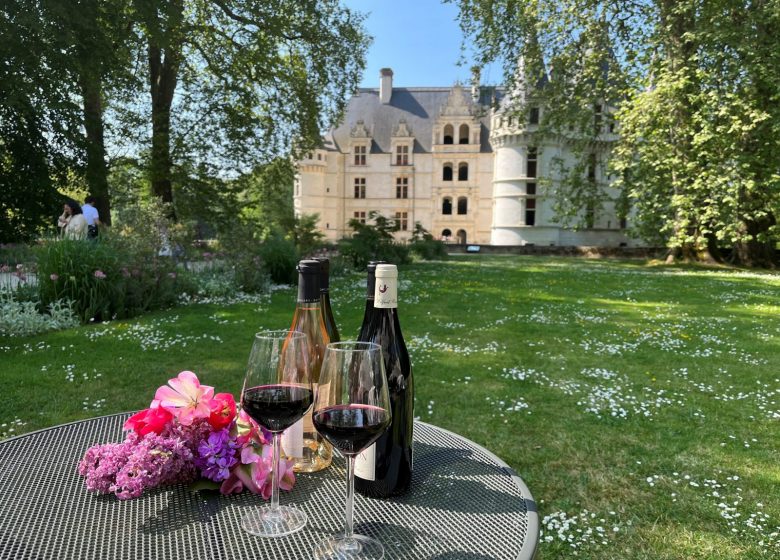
[338, 212, 411, 270]
[258, 234, 299, 285]
[409, 222, 448, 260]
[0, 293, 79, 337]
[37, 238, 122, 322]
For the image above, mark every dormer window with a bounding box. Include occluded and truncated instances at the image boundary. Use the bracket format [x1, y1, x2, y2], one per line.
[459, 124, 469, 144]
[395, 145, 409, 165]
[443, 124, 454, 144]
[354, 145, 367, 166]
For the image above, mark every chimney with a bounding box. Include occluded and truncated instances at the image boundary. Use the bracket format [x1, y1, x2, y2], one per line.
[471, 66, 481, 103]
[380, 68, 393, 104]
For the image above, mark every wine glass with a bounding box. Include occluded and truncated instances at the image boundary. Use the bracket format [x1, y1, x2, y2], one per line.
[240, 330, 312, 537]
[312, 341, 392, 560]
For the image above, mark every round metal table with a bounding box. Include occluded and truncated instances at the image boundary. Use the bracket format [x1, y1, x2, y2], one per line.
[0, 414, 538, 559]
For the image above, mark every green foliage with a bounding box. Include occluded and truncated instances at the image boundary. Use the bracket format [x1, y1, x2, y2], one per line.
[0, 293, 78, 337]
[258, 234, 299, 285]
[409, 222, 448, 261]
[286, 213, 325, 257]
[36, 203, 191, 322]
[36, 238, 123, 322]
[339, 211, 411, 269]
[452, 0, 780, 265]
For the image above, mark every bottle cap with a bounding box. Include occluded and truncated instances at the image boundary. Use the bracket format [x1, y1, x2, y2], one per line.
[375, 264, 397, 278]
[297, 259, 321, 274]
[297, 260, 321, 302]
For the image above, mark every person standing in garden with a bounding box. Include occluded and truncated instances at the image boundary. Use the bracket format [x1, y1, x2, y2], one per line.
[82, 195, 101, 239]
[57, 201, 88, 240]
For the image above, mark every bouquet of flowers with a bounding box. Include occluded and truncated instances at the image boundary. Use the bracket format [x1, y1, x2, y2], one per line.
[78, 371, 295, 500]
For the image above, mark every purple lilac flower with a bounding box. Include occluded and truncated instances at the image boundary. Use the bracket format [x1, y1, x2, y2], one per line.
[194, 428, 240, 482]
[94, 270, 107, 279]
[50, 273, 59, 281]
[78, 432, 197, 500]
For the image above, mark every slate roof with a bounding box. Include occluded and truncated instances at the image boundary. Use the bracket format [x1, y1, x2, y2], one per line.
[323, 86, 504, 155]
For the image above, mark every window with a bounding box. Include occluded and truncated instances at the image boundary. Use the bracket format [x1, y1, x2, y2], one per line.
[457, 197, 468, 215]
[458, 162, 469, 181]
[508, 115, 514, 127]
[529, 107, 540, 125]
[317, 153, 322, 160]
[353, 177, 366, 199]
[443, 163, 453, 181]
[395, 145, 409, 165]
[526, 182, 536, 195]
[395, 211, 408, 231]
[443, 124, 454, 144]
[594, 104, 603, 135]
[442, 197, 453, 215]
[527, 148, 537, 178]
[441, 228, 452, 240]
[459, 124, 469, 144]
[587, 154, 597, 182]
[585, 202, 595, 228]
[353, 211, 366, 224]
[396, 177, 408, 199]
[620, 216, 628, 229]
[526, 199, 536, 226]
[354, 145, 366, 165]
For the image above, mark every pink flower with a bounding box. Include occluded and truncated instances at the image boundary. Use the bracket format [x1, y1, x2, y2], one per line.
[50, 273, 59, 281]
[167, 272, 177, 279]
[124, 406, 174, 436]
[94, 270, 107, 279]
[154, 371, 215, 426]
[16, 264, 23, 270]
[208, 393, 237, 430]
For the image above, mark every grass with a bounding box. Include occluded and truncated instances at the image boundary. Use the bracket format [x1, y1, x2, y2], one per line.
[2, 255, 779, 559]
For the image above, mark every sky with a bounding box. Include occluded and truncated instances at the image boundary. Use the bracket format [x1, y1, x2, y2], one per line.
[341, 0, 503, 89]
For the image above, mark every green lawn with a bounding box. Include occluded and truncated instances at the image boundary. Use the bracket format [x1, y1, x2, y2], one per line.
[2, 255, 779, 559]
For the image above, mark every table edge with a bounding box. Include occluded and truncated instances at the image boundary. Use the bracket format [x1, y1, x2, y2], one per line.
[2, 413, 540, 560]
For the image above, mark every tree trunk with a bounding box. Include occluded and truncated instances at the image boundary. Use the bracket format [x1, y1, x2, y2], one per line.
[144, 0, 183, 219]
[148, 43, 179, 215]
[79, 68, 112, 225]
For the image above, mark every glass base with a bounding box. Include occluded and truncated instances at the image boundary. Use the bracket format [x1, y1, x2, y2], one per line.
[241, 505, 307, 537]
[313, 534, 385, 560]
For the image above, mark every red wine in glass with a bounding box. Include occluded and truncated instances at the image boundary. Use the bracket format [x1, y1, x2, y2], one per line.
[243, 384, 313, 433]
[313, 404, 390, 456]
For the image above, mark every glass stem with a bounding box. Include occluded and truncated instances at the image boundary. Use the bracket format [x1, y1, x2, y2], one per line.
[345, 455, 355, 539]
[271, 432, 282, 513]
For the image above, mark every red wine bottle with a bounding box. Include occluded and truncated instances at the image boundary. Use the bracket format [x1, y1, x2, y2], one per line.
[315, 257, 340, 343]
[283, 259, 333, 472]
[355, 264, 414, 497]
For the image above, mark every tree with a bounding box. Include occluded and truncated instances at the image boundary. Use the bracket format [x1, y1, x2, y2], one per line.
[131, 0, 369, 217]
[0, 1, 83, 241]
[452, 0, 780, 265]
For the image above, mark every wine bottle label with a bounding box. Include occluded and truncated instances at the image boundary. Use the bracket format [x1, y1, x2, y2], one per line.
[281, 419, 304, 458]
[374, 276, 397, 308]
[355, 443, 376, 480]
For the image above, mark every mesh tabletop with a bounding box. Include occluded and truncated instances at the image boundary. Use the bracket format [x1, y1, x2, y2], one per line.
[0, 414, 538, 560]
